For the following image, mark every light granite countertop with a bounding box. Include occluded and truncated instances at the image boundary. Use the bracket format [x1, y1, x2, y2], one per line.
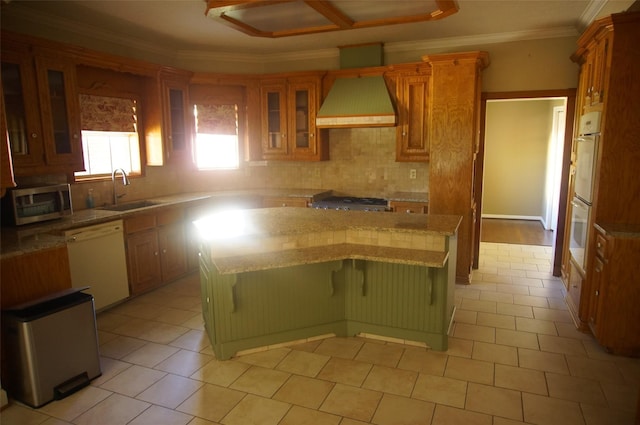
[195, 207, 462, 274]
[1, 188, 331, 259]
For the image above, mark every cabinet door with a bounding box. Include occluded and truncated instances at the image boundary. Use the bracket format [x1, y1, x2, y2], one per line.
[396, 74, 429, 162]
[162, 78, 193, 164]
[34, 56, 83, 169]
[126, 230, 162, 295]
[261, 82, 288, 158]
[1, 85, 16, 195]
[591, 34, 610, 105]
[588, 256, 604, 335]
[1, 50, 45, 168]
[158, 223, 188, 282]
[288, 79, 318, 159]
[199, 251, 214, 336]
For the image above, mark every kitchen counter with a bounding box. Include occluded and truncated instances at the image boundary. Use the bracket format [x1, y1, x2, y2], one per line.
[197, 207, 461, 359]
[195, 207, 460, 274]
[0, 188, 331, 259]
[594, 222, 640, 238]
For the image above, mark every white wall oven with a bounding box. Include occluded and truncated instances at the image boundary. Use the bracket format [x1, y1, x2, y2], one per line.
[569, 111, 600, 272]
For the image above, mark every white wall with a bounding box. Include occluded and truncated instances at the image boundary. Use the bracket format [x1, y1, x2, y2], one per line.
[483, 99, 565, 220]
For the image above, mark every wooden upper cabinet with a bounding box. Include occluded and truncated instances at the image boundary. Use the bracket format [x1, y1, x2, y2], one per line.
[396, 73, 430, 162]
[1, 41, 83, 175]
[261, 80, 289, 158]
[34, 55, 83, 169]
[260, 73, 327, 161]
[162, 74, 193, 165]
[1, 48, 44, 170]
[573, 24, 612, 114]
[1, 84, 17, 196]
[145, 68, 194, 166]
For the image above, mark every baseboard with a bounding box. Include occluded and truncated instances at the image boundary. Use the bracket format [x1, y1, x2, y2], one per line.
[481, 214, 543, 224]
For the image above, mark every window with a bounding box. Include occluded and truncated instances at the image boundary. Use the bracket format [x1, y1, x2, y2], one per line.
[75, 94, 142, 179]
[193, 103, 239, 170]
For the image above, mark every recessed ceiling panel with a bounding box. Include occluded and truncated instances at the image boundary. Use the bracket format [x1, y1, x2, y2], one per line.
[335, 0, 441, 22]
[206, 0, 458, 37]
[224, 2, 334, 33]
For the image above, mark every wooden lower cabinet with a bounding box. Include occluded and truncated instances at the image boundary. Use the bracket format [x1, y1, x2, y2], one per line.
[389, 200, 428, 214]
[585, 225, 640, 356]
[565, 259, 588, 330]
[0, 246, 72, 308]
[126, 229, 162, 295]
[124, 207, 188, 295]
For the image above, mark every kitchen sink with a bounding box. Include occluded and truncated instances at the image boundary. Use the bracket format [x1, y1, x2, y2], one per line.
[100, 200, 160, 212]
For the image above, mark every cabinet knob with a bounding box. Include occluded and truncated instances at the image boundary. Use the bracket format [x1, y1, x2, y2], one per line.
[406, 209, 412, 213]
[595, 290, 599, 296]
[162, 249, 167, 254]
[31, 133, 38, 139]
[597, 242, 602, 248]
[282, 203, 287, 207]
[154, 251, 159, 256]
[73, 133, 79, 139]
[310, 133, 314, 138]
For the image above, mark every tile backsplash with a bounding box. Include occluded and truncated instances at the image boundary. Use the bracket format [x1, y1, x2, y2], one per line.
[58, 127, 428, 210]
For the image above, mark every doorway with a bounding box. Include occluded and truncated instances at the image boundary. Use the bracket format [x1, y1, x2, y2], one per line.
[474, 89, 576, 277]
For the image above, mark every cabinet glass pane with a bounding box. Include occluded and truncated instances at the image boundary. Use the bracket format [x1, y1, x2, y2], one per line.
[294, 89, 309, 148]
[169, 88, 186, 151]
[267, 92, 282, 149]
[1, 62, 30, 155]
[46, 70, 72, 154]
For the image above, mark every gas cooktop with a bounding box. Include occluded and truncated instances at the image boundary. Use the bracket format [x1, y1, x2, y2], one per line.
[311, 196, 388, 212]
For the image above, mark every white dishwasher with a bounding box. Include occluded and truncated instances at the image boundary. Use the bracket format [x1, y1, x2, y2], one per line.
[65, 220, 130, 311]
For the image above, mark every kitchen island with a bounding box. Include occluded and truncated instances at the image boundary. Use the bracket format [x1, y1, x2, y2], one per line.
[195, 208, 461, 360]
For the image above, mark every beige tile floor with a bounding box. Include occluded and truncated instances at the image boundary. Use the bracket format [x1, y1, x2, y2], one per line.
[2, 242, 639, 425]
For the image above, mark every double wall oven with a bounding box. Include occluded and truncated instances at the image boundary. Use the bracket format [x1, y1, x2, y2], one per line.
[569, 111, 600, 273]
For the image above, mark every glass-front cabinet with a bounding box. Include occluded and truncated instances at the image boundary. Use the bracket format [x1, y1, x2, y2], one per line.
[0, 43, 83, 175]
[161, 74, 193, 165]
[261, 82, 288, 158]
[34, 56, 82, 168]
[1, 50, 45, 169]
[260, 74, 326, 161]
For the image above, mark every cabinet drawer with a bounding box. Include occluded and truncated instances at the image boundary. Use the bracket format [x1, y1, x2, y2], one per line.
[157, 207, 184, 226]
[595, 233, 607, 259]
[125, 214, 157, 234]
[389, 201, 428, 214]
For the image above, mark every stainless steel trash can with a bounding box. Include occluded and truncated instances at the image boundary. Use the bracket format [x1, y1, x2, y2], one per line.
[1, 288, 102, 408]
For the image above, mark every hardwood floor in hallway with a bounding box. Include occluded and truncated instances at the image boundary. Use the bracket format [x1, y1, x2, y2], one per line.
[480, 218, 554, 246]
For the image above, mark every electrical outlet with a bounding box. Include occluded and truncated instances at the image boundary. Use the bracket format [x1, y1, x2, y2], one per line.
[409, 169, 417, 179]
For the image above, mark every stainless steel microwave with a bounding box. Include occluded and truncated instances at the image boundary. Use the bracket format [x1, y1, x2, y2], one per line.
[2, 184, 73, 226]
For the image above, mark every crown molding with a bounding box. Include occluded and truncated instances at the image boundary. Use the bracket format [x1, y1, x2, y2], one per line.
[579, 0, 607, 30]
[385, 26, 579, 55]
[3, 2, 579, 68]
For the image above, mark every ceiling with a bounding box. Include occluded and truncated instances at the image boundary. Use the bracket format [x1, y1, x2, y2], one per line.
[1, 0, 636, 58]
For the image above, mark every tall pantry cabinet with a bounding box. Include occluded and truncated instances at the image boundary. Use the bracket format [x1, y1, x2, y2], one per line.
[563, 11, 640, 356]
[424, 51, 489, 284]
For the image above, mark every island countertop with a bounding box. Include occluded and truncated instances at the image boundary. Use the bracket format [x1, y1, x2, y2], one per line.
[195, 207, 462, 274]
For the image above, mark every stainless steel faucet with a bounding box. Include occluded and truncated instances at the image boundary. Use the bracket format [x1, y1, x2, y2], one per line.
[111, 168, 131, 205]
